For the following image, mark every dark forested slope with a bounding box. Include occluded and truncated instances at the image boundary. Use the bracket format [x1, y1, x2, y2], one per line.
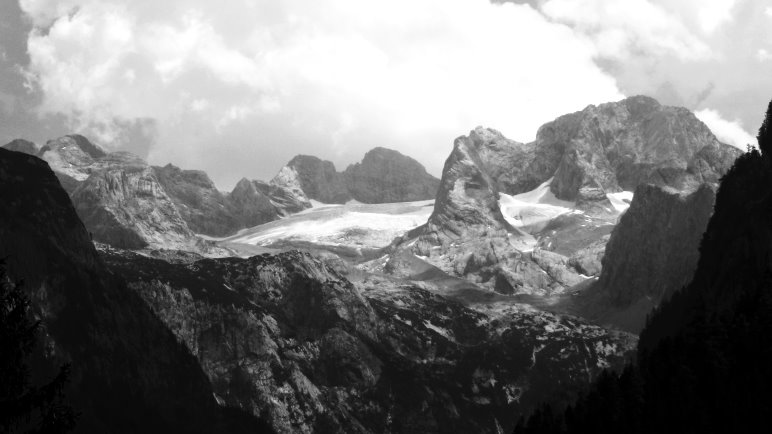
[515, 101, 772, 434]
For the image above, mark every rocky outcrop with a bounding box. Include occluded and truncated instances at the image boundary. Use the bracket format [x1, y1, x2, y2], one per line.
[101, 246, 636, 434]
[571, 184, 716, 333]
[274, 155, 351, 204]
[2, 134, 315, 246]
[421, 129, 516, 240]
[153, 163, 240, 236]
[37, 134, 108, 181]
[71, 154, 201, 250]
[272, 148, 441, 205]
[227, 177, 311, 229]
[0, 148, 271, 433]
[538, 96, 739, 203]
[342, 147, 440, 203]
[389, 96, 739, 296]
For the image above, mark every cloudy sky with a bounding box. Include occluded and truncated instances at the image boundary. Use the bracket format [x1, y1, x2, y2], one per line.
[1, 0, 770, 189]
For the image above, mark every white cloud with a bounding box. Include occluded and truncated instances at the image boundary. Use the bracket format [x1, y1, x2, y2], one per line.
[758, 49, 772, 62]
[695, 0, 736, 34]
[695, 108, 756, 150]
[540, 0, 712, 60]
[19, 0, 623, 188]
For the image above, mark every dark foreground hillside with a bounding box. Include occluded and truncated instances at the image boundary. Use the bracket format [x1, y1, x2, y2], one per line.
[0, 148, 272, 433]
[515, 101, 772, 434]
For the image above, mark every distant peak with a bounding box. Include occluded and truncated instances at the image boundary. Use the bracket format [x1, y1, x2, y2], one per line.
[44, 134, 107, 159]
[2, 138, 40, 155]
[287, 154, 329, 167]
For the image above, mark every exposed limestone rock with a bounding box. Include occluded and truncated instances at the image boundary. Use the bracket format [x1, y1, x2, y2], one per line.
[102, 247, 636, 434]
[536, 95, 740, 203]
[273, 155, 350, 204]
[389, 96, 739, 296]
[38, 134, 107, 181]
[227, 177, 311, 229]
[71, 156, 200, 250]
[153, 163, 240, 236]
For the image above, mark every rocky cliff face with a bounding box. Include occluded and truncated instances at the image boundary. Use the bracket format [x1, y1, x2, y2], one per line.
[388, 96, 739, 297]
[274, 155, 351, 204]
[152, 164, 239, 236]
[272, 148, 441, 205]
[4, 134, 316, 246]
[420, 128, 523, 240]
[37, 134, 108, 181]
[535, 95, 740, 204]
[101, 247, 635, 434]
[227, 177, 312, 229]
[71, 154, 202, 250]
[343, 147, 441, 203]
[152, 163, 313, 237]
[0, 148, 271, 433]
[571, 184, 717, 332]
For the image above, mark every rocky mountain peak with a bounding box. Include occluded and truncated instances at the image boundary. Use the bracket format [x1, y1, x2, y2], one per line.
[37, 135, 108, 181]
[276, 154, 351, 204]
[343, 146, 441, 204]
[423, 132, 513, 239]
[389, 96, 739, 296]
[273, 147, 441, 205]
[536, 95, 741, 202]
[72, 159, 200, 250]
[157, 163, 218, 190]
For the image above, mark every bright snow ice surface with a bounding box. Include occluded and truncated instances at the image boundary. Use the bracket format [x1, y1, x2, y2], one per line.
[606, 191, 634, 213]
[499, 178, 576, 233]
[225, 199, 434, 248]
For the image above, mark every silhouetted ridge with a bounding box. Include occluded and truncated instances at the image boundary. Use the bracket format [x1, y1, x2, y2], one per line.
[514, 99, 772, 434]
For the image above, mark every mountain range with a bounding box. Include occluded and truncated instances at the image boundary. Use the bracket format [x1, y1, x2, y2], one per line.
[1, 95, 754, 433]
[3, 135, 440, 248]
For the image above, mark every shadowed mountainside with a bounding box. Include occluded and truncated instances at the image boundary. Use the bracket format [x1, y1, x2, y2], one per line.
[514, 100, 772, 434]
[0, 148, 273, 433]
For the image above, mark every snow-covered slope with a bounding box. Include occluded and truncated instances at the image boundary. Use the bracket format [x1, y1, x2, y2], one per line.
[225, 199, 434, 249]
[499, 178, 577, 233]
[606, 191, 634, 213]
[498, 179, 635, 234]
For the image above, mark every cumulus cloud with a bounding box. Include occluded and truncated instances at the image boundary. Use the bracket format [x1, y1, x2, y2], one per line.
[695, 108, 756, 150]
[540, 0, 712, 60]
[19, 0, 623, 189]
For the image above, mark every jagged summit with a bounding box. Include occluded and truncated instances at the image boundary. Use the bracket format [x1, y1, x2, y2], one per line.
[276, 154, 350, 204]
[272, 147, 440, 205]
[344, 146, 440, 204]
[386, 96, 740, 296]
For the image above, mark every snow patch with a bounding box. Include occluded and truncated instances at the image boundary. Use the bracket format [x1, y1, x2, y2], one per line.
[227, 200, 434, 248]
[606, 191, 634, 213]
[423, 320, 454, 340]
[499, 178, 576, 234]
